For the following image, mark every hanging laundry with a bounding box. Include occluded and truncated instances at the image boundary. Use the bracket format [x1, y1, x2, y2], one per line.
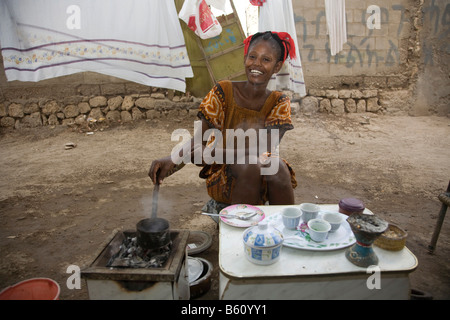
[324, 0, 348, 56]
[258, 0, 306, 97]
[206, 0, 227, 12]
[179, 0, 223, 40]
[0, 0, 193, 92]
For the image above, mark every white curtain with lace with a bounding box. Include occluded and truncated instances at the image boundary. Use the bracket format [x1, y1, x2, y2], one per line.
[0, 0, 193, 92]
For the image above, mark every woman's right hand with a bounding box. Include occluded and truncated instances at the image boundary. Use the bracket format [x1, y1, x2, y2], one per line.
[148, 156, 176, 185]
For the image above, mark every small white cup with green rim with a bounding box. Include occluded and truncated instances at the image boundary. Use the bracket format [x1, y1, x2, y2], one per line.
[307, 218, 331, 242]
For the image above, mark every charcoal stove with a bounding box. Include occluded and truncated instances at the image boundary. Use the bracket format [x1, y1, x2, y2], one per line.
[81, 229, 190, 300]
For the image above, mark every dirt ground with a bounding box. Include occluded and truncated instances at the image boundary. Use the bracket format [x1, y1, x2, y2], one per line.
[0, 112, 449, 300]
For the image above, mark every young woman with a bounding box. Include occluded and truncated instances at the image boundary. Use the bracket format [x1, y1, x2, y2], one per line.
[149, 31, 297, 212]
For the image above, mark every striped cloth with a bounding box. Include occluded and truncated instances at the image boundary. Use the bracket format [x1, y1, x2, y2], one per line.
[0, 0, 193, 92]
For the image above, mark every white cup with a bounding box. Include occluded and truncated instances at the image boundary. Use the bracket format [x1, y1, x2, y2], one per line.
[307, 219, 331, 242]
[282, 207, 302, 229]
[300, 203, 320, 223]
[322, 212, 344, 233]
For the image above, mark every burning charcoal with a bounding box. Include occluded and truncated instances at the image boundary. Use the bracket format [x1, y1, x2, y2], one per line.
[147, 252, 170, 268]
[106, 234, 172, 268]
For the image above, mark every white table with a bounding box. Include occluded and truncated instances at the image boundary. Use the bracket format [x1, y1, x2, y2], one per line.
[219, 205, 418, 300]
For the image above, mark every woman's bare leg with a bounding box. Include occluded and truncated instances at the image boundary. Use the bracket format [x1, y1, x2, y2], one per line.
[229, 159, 294, 205]
[230, 164, 262, 204]
[265, 158, 294, 205]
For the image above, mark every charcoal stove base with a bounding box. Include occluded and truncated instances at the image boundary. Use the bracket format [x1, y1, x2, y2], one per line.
[81, 229, 190, 300]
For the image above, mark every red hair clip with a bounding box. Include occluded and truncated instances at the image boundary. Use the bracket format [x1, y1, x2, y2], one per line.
[243, 31, 296, 62]
[243, 35, 252, 56]
[249, 0, 266, 6]
[273, 31, 296, 61]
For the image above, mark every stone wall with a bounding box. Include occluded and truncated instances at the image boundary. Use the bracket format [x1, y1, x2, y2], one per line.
[1, 86, 411, 129]
[296, 88, 411, 115]
[295, 0, 415, 85]
[0, 88, 201, 129]
[295, 0, 449, 115]
[412, 0, 450, 115]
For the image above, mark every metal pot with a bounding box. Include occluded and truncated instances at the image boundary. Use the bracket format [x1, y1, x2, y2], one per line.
[136, 218, 170, 250]
[189, 257, 213, 299]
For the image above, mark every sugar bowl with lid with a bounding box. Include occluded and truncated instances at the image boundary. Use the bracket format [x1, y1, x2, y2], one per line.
[243, 220, 283, 265]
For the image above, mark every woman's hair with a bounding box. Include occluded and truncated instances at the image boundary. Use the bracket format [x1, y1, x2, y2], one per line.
[244, 31, 296, 62]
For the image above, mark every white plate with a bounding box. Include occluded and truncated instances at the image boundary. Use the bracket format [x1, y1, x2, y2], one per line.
[187, 257, 204, 283]
[219, 204, 265, 228]
[266, 211, 356, 251]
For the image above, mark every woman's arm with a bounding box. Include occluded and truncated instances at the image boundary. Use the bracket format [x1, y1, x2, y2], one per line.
[148, 118, 211, 184]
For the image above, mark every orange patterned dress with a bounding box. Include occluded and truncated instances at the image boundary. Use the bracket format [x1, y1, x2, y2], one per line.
[197, 80, 297, 204]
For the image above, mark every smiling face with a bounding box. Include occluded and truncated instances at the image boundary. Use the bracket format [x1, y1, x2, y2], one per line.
[244, 39, 283, 87]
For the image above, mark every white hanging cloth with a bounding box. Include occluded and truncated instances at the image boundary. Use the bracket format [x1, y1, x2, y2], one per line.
[205, 0, 227, 12]
[0, 0, 193, 92]
[324, 0, 347, 56]
[258, 0, 306, 97]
